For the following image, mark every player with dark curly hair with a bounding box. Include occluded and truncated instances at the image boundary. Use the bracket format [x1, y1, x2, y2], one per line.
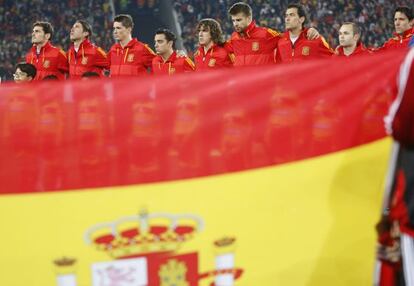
[194, 18, 234, 71]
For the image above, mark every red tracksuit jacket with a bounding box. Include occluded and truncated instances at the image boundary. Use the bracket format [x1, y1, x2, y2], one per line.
[386, 48, 414, 238]
[152, 51, 195, 76]
[227, 21, 280, 67]
[108, 38, 156, 78]
[379, 28, 414, 51]
[276, 29, 333, 63]
[67, 39, 109, 79]
[194, 44, 234, 71]
[26, 41, 69, 80]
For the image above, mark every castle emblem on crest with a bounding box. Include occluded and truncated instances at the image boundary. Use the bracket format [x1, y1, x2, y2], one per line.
[127, 54, 135, 62]
[81, 57, 88, 65]
[43, 60, 50, 68]
[252, 42, 260, 52]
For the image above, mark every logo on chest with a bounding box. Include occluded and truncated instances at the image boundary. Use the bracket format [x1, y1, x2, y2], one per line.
[43, 60, 50, 68]
[169, 67, 176, 75]
[127, 54, 135, 62]
[252, 42, 260, 52]
[302, 46, 310, 56]
[81, 57, 88, 65]
[208, 58, 216, 67]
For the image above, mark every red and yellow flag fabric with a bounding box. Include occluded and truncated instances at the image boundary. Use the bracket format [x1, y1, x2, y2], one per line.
[0, 49, 408, 286]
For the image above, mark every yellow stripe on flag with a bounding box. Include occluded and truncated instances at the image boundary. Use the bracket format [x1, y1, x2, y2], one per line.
[0, 139, 391, 286]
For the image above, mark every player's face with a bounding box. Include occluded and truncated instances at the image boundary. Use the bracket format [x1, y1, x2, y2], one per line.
[13, 68, 31, 84]
[113, 22, 131, 42]
[70, 22, 86, 42]
[154, 34, 172, 55]
[394, 12, 411, 34]
[285, 8, 304, 31]
[231, 13, 251, 33]
[198, 25, 213, 46]
[339, 24, 357, 47]
[32, 26, 48, 45]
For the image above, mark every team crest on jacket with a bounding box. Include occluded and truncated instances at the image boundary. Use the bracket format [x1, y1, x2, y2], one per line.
[127, 54, 135, 62]
[208, 58, 216, 67]
[302, 46, 310, 56]
[252, 42, 260, 51]
[53, 210, 244, 286]
[81, 57, 88, 65]
[43, 60, 50, 68]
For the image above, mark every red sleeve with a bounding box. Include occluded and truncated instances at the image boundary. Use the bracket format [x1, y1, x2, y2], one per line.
[392, 57, 414, 147]
[266, 28, 281, 50]
[95, 47, 109, 69]
[142, 44, 156, 70]
[183, 57, 195, 72]
[107, 47, 112, 66]
[226, 52, 235, 67]
[275, 33, 287, 63]
[224, 41, 234, 54]
[374, 39, 393, 53]
[318, 37, 334, 58]
[381, 40, 391, 51]
[275, 46, 282, 63]
[150, 57, 158, 75]
[25, 52, 32, 64]
[57, 49, 69, 73]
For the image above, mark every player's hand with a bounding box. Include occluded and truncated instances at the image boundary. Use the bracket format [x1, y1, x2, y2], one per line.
[307, 27, 320, 40]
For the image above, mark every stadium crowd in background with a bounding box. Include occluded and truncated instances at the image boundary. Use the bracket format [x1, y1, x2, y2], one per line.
[115, 0, 159, 15]
[0, 0, 114, 80]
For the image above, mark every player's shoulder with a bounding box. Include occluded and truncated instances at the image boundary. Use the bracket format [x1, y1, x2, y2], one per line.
[183, 57, 195, 69]
[48, 43, 66, 54]
[152, 55, 162, 64]
[109, 43, 120, 52]
[96, 46, 107, 56]
[230, 32, 241, 40]
[265, 27, 280, 37]
[215, 44, 231, 56]
[254, 26, 280, 38]
[142, 43, 156, 55]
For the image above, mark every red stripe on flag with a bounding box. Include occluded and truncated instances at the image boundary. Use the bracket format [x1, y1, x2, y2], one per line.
[0, 49, 407, 193]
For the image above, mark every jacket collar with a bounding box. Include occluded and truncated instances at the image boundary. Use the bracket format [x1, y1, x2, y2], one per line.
[336, 42, 366, 56]
[160, 51, 177, 63]
[198, 43, 217, 56]
[393, 28, 414, 40]
[240, 21, 257, 38]
[115, 38, 138, 49]
[70, 38, 91, 50]
[284, 28, 308, 41]
[31, 41, 52, 53]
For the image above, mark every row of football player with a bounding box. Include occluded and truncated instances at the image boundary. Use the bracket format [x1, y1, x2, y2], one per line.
[12, 2, 414, 83]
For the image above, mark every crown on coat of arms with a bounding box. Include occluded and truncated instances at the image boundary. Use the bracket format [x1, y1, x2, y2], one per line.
[84, 210, 204, 259]
[53, 256, 77, 267]
[53, 257, 77, 275]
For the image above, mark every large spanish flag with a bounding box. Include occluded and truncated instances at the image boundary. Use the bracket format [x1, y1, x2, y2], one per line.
[0, 50, 408, 286]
